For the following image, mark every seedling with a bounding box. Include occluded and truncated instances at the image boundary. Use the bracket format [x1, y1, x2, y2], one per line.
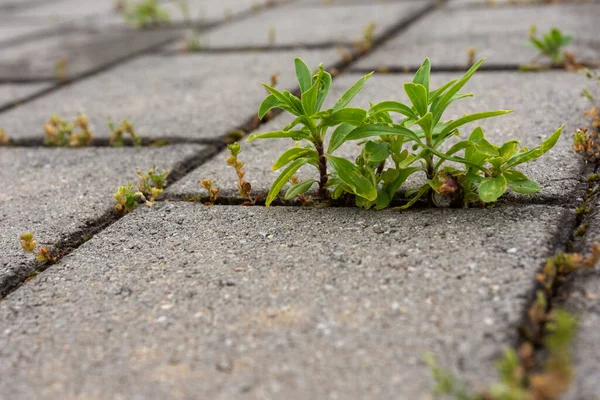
[356, 21, 376, 52]
[0, 129, 9, 145]
[113, 166, 169, 213]
[467, 47, 476, 66]
[44, 113, 93, 147]
[268, 26, 276, 46]
[19, 232, 57, 263]
[125, 0, 170, 28]
[250, 57, 562, 209]
[108, 117, 142, 147]
[226, 143, 260, 205]
[201, 179, 220, 205]
[55, 57, 68, 81]
[527, 26, 573, 65]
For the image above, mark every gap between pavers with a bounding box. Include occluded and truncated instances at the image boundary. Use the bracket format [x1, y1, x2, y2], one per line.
[0, 48, 343, 141]
[0, 144, 210, 297]
[0, 202, 574, 399]
[0, 82, 53, 111]
[167, 70, 595, 205]
[562, 191, 600, 400]
[351, 3, 600, 72]
[181, 0, 433, 50]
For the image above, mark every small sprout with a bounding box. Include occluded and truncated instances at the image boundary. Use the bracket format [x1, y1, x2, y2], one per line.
[136, 165, 169, 204]
[226, 143, 257, 204]
[537, 244, 600, 292]
[352, 22, 376, 53]
[43, 113, 93, 147]
[573, 127, 600, 163]
[108, 117, 142, 147]
[527, 25, 574, 66]
[184, 30, 202, 52]
[270, 72, 279, 88]
[201, 179, 220, 205]
[113, 183, 145, 213]
[19, 232, 36, 253]
[268, 26, 276, 46]
[467, 47, 476, 66]
[55, 57, 68, 81]
[335, 45, 353, 63]
[124, 0, 170, 28]
[0, 128, 10, 145]
[19, 232, 57, 263]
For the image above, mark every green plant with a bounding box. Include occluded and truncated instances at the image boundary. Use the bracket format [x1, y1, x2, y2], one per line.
[201, 179, 220, 205]
[43, 113, 93, 147]
[108, 117, 142, 147]
[125, 0, 170, 28]
[19, 232, 57, 263]
[113, 166, 168, 213]
[527, 26, 573, 65]
[226, 143, 260, 205]
[249, 57, 562, 209]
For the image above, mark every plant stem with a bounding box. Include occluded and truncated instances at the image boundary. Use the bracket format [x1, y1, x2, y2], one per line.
[314, 140, 329, 199]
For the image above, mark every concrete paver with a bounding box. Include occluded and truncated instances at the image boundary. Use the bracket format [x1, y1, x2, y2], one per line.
[0, 82, 52, 110]
[352, 3, 600, 71]
[0, 49, 342, 141]
[0, 144, 208, 297]
[0, 202, 573, 399]
[192, 1, 432, 49]
[168, 70, 593, 203]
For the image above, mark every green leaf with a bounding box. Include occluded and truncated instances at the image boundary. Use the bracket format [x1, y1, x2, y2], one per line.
[294, 58, 312, 93]
[285, 179, 316, 200]
[282, 116, 308, 131]
[413, 58, 430, 93]
[375, 190, 391, 210]
[328, 123, 355, 154]
[504, 170, 540, 194]
[301, 75, 321, 116]
[432, 59, 485, 120]
[368, 100, 417, 120]
[385, 167, 420, 196]
[272, 147, 318, 170]
[263, 85, 302, 116]
[416, 112, 434, 140]
[246, 129, 311, 142]
[333, 72, 373, 112]
[438, 110, 513, 138]
[394, 184, 428, 210]
[428, 78, 458, 105]
[404, 82, 428, 117]
[327, 155, 377, 201]
[363, 141, 391, 163]
[322, 108, 367, 127]
[344, 124, 422, 144]
[315, 68, 332, 113]
[478, 175, 508, 203]
[504, 126, 563, 169]
[258, 94, 281, 119]
[266, 158, 308, 206]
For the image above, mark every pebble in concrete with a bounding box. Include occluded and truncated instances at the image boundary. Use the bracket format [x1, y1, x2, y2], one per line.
[0, 202, 573, 399]
[0, 144, 208, 297]
[193, 1, 432, 49]
[352, 3, 600, 71]
[0, 49, 342, 140]
[168, 70, 594, 203]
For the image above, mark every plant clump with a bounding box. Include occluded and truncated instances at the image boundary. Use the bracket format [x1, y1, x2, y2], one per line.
[113, 166, 169, 213]
[124, 0, 170, 28]
[525, 26, 575, 68]
[19, 232, 57, 263]
[108, 117, 142, 147]
[200, 179, 220, 205]
[226, 143, 260, 205]
[249, 57, 562, 209]
[0, 128, 9, 145]
[44, 113, 93, 147]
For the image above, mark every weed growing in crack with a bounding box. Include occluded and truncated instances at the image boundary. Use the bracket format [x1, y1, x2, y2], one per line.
[0, 129, 9, 145]
[426, 308, 578, 400]
[44, 113, 93, 147]
[524, 26, 575, 69]
[226, 143, 260, 205]
[124, 0, 170, 28]
[250, 57, 562, 209]
[200, 179, 220, 205]
[108, 117, 142, 147]
[536, 244, 600, 293]
[114, 166, 169, 213]
[19, 232, 58, 263]
[353, 21, 376, 53]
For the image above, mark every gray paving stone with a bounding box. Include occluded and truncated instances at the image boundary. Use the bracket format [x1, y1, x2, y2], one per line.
[352, 3, 600, 70]
[0, 26, 181, 80]
[192, 1, 432, 49]
[168, 70, 593, 203]
[0, 144, 207, 297]
[0, 20, 62, 48]
[8, 0, 118, 20]
[161, 0, 280, 24]
[0, 82, 52, 110]
[0, 49, 342, 141]
[0, 202, 572, 399]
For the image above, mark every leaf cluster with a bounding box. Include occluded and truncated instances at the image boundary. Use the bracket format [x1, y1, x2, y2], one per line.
[528, 26, 573, 64]
[250, 57, 562, 209]
[114, 165, 168, 213]
[108, 117, 142, 147]
[19, 232, 56, 263]
[44, 113, 93, 147]
[125, 0, 170, 28]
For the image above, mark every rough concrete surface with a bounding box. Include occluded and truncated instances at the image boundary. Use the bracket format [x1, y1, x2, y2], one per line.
[193, 1, 432, 49]
[0, 202, 573, 399]
[0, 144, 208, 297]
[352, 3, 600, 70]
[168, 70, 593, 204]
[0, 49, 342, 141]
